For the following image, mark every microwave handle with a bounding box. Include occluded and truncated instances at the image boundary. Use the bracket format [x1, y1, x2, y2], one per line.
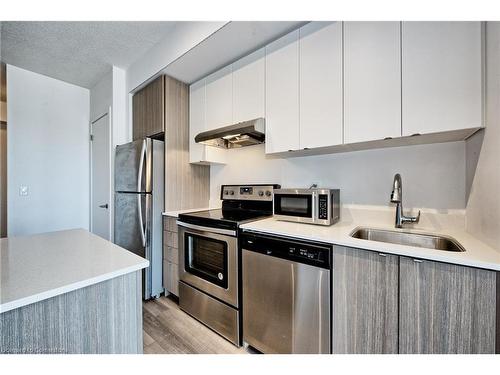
[312, 190, 317, 221]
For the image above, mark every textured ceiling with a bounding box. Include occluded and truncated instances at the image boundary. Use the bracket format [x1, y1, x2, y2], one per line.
[0, 21, 178, 88]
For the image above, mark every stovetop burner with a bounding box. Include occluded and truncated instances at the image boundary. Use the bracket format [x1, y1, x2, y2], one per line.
[178, 184, 280, 232]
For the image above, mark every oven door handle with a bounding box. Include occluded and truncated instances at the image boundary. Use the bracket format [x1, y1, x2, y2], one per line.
[177, 221, 237, 237]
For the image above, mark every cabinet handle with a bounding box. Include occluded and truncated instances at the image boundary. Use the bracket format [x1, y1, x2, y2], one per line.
[378, 253, 387, 257]
[413, 259, 424, 263]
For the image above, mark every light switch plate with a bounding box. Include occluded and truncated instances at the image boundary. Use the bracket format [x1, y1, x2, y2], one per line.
[19, 185, 29, 196]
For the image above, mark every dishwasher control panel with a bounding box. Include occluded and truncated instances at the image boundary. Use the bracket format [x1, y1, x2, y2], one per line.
[241, 232, 331, 269]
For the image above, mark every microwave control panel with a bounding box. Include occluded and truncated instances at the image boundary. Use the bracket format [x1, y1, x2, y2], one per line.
[318, 194, 329, 220]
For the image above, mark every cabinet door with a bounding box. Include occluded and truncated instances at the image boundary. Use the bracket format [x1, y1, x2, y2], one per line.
[145, 75, 165, 137]
[332, 246, 399, 354]
[232, 48, 265, 123]
[189, 79, 206, 163]
[402, 22, 483, 135]
[344, 22, 401, 143]
[133, 76, 164, 140]
[132, 88, 146, 140]
[399, 257, 496, 354]
[299, 22, 343, 149]
[205, 65, 233, 130]
[265, 30, 300, 153]
[188, 79, 227, 165]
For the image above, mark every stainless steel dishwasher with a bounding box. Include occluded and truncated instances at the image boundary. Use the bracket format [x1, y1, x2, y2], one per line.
[241, 232, 331, 354]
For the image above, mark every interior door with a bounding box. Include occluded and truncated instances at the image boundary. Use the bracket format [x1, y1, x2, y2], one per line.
[91, 114, 111, 240]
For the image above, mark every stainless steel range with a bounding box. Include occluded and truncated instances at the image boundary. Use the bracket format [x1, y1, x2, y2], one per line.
[177, 184, 280, 346]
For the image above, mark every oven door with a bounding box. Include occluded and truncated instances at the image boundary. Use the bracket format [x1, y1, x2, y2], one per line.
[273, 191, 315, 223]
[178, 222, 239, 307]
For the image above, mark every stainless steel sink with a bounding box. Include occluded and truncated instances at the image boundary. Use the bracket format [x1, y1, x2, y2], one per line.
[350, 227, 465, 252]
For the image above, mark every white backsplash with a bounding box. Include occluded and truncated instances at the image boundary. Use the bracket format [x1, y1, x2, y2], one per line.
[341, 204, 466, 232]
[210, 141, 466, 211]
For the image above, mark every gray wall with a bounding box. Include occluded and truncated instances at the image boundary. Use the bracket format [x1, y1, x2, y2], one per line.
[1, 35, 5, 237]
[0, 123, 6, 237]
[0, 62, 6, 237]
[7, 65, 90, 236]
[465, 22, 500, 249]
[90, 69, 112, 122]
[210, 141, 466, 210]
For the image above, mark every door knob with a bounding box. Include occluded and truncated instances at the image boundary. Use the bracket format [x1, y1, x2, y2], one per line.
[99, 204, 109, 209]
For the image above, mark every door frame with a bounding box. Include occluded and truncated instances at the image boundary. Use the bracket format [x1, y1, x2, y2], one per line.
[89, 107, 113, 241]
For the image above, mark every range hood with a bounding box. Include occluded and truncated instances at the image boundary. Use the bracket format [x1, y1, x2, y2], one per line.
[195, 118, 265, 149]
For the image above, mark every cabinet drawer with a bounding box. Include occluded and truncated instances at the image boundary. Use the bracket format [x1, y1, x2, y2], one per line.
[163, 217, 178, 232]
[163, 245, 179, 264]
[164, 231, 178, 248]
[163, 260, 179, 297]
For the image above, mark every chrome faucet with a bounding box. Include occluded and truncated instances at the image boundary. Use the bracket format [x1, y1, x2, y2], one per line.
[390, 173, 420, 228]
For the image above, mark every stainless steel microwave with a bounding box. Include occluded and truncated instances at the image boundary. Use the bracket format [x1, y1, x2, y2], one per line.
[273, 188, 340, 226]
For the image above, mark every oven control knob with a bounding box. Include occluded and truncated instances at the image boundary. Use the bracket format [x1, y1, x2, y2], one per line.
[229, 190, 235, 195]
[265, 191, 272, 197]
[258, 191, 264, 197]
[224, 190, 229, 195]
[218, 273, 224, 280]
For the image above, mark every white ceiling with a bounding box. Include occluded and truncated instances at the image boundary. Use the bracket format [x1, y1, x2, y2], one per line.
[0, 21, 178, 88]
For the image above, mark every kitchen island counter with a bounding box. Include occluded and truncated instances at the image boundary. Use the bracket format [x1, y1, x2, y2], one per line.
[0, 229, 148, 354]
[0, 228, 148, 313]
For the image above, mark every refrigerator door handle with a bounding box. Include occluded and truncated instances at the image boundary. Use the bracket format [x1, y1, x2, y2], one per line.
[137, 139, 146, 192]
[137, 140, 147, 247]
[137, 195, 146, 247]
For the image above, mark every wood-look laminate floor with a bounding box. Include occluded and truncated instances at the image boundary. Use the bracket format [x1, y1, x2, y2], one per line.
[143, 295, 249, 354]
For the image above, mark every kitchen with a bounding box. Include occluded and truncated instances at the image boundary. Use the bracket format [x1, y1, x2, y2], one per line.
[1, 2, 500, 371]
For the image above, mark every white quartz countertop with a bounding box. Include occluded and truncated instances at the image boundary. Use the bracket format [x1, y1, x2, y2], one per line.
[162, 207, 215, 218]
[0, 229, 149, 313]
[240, 208, 500, 271]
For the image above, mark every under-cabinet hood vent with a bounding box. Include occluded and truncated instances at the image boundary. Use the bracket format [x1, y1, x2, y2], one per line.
[195, 118, 265, 149]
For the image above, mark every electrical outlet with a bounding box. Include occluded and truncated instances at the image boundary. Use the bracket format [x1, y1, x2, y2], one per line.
[19, 185, 29, 196]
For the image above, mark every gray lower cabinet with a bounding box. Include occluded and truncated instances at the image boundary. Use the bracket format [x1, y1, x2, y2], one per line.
[332, 246, 399, 353]
[0, 271, 143, 354]
[163, 216, 179, 297]
[399, 257, 497, 354]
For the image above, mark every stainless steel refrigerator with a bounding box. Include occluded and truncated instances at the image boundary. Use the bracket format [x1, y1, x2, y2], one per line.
[114, 138, 164, 299]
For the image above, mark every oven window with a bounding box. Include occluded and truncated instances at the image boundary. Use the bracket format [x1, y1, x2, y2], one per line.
[274, 194, 313, 218]
[185, 233, 228, 289]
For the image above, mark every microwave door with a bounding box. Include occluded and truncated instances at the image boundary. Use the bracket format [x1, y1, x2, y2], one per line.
[274, 194, 313, 218]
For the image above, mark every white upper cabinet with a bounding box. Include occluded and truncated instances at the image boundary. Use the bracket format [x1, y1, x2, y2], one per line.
[189, 22, 485, 161]
[232, 48, 265, 123]
[265, 30, 300, 153]
[205, 65, 233, 131]
[299, 22, 343, 149]
[344, 22, 402, 143]
[402, 22, 483, 136]
[189, 79, 206, 164]
[189, 78, 227, 164]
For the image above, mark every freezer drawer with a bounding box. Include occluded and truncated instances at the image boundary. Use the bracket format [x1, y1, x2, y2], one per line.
[242, 248, 331, 354]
